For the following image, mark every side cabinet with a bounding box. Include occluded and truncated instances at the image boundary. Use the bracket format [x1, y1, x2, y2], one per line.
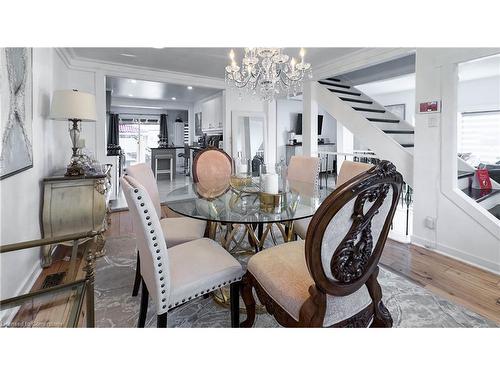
[41, 172, 110, 268]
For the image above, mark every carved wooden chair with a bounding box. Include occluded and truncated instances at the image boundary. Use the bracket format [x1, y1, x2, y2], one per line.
[294, 160, 373, 239]
[121, 175, 244, 328]
[240, 161, 402, 328]
[126, 163, 207, 297]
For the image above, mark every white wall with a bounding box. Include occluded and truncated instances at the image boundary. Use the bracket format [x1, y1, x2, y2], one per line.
[276, 98, 337, 161]
[370, 89, 416, 125]
[0, 49, 70, 307]
[413, 48, 500, 274]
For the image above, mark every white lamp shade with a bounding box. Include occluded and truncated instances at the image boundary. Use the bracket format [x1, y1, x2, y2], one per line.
[50, 89, 97, 122]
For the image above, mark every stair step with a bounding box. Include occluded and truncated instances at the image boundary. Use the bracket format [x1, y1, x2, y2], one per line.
[340, 97, 373, 105]
[400, 144, 414, 148]
[352, 107, 386, 114]
[328, 88, 361, 96]
[462, 187, 500, 203]
[318, 81, 351, 89]
[458, 170, 474, 179]
[367, 117, 400, 123]
[324, 77, 341, 82]
[383, 130, 414, 134]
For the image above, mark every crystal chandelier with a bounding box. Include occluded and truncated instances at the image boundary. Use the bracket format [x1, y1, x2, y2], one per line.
[225, 48, 312, 101]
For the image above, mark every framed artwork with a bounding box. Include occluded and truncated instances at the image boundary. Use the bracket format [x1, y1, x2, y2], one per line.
[385, 103, 406, 121]
[195, 112, 202, 136]
[0, 48, 33, 180]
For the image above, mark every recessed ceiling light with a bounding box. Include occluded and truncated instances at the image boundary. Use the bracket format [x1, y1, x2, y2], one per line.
[187, 86, 193, 90]
[120, 53, 137, 57]
[171, 97, 176, 100]
[128, 94, 134, 97]
[130, 79, 137, 83]
[152, 47, 164, 49]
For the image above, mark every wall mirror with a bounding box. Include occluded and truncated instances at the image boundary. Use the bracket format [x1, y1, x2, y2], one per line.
[231, 111, 266, 174]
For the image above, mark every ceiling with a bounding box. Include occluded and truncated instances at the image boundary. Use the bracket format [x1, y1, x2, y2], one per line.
[70, 47, 361, 79]
[358, 53, 500, 96]
[106, 76, 221, 102]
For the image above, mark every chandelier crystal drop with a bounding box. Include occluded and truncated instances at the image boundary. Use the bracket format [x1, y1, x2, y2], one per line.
[225, 48, 312, 101]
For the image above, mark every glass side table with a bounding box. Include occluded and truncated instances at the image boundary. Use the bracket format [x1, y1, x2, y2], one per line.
[0, 281, 86, 328]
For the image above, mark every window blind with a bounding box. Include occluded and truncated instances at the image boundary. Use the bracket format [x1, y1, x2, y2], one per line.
[458, 111, 500, 164]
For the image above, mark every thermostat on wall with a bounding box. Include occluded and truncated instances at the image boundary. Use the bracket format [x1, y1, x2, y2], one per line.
[419, 100, 441, 113]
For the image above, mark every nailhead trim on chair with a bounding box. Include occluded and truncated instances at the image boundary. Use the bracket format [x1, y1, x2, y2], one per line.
[132, 187, 170, 315]
[166, 276, 242, 310]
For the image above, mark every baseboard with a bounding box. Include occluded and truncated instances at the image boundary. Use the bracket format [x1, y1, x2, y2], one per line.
[411, 234, 500, 276]
[0, 261, 42, 326]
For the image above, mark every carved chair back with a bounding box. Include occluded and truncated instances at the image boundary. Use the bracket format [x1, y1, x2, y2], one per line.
[121, 175, 171, 316]
[305, 161, 403, 297]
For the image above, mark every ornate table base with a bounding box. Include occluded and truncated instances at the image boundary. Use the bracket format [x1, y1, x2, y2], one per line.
[208, 220, 295, 315]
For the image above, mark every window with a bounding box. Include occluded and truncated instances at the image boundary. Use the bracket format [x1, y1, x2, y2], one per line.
[458, 111, 500, 165]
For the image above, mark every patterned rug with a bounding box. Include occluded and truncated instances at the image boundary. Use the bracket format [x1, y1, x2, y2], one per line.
[94, 235, 497, 328]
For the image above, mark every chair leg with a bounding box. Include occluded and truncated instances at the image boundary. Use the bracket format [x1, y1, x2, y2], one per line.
[132, 251, 141, 297]
[366, 266, 393, 328]
[138, 278, 149, 328]
[230, 281, 240, 328]
[157, 313, 168, 328]
[240, 273, 256, 328]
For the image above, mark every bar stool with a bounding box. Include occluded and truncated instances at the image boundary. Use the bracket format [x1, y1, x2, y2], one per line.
[155, 154, 174, 181]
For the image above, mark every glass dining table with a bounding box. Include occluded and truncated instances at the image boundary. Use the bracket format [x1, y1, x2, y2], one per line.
[165, 177, 333, 252]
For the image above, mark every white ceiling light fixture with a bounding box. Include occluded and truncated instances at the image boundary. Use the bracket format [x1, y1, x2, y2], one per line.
[128, 94, 134, 97]
[130, 79, 137, 83]
[225, 48, 312, 101]
[171, 97, 176, 100]
[187, 86, 193, 90]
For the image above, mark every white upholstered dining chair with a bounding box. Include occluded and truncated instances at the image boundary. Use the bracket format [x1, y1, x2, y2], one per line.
[126, 163, 207, 296]
[121, 175, 244, 327]
[287, 156, 320, 240]
[294, 160, 373, 239]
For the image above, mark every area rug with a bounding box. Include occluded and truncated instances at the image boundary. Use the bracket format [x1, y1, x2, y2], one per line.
[94, 235, 497, 328]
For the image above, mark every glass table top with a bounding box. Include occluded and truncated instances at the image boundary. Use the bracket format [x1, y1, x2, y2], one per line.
[0, 282, 85, 328]
[165, 178, 333, 224]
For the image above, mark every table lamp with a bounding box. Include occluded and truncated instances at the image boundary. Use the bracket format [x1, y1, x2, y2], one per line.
[50, 89, 96, 176]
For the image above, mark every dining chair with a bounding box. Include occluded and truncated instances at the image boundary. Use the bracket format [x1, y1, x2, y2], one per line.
[287, 155, 320, 240]
[240, 161, 402, 328]
[126, 163, 206, 297]
[121, 175, 244, 328]
[294, 160, 373, 239]
[191, 147, 233, 241]
[192, 147, 232, 185]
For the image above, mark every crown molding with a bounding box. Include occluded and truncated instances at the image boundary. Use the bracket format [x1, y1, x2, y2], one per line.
[313, 48, 416, 80]
[55, 48, 226, 89]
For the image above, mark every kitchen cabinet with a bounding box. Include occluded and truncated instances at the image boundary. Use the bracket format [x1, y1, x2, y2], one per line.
[201, 95, 223, 132]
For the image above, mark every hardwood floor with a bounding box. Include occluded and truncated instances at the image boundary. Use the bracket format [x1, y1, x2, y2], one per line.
[381, 239, 500, 324]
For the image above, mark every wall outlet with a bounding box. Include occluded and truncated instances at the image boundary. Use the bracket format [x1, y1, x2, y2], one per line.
[425, 216, 436, 230]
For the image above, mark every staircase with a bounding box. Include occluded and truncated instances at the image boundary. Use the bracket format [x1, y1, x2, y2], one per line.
[315, 77, 414, 185]
[315, 76, 500, 222]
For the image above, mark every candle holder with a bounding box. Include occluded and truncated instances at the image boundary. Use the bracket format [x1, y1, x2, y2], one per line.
[259, 191, 287, 213]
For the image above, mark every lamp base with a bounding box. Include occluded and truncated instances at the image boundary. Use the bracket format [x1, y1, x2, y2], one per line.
[65, 158, 85, 177]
